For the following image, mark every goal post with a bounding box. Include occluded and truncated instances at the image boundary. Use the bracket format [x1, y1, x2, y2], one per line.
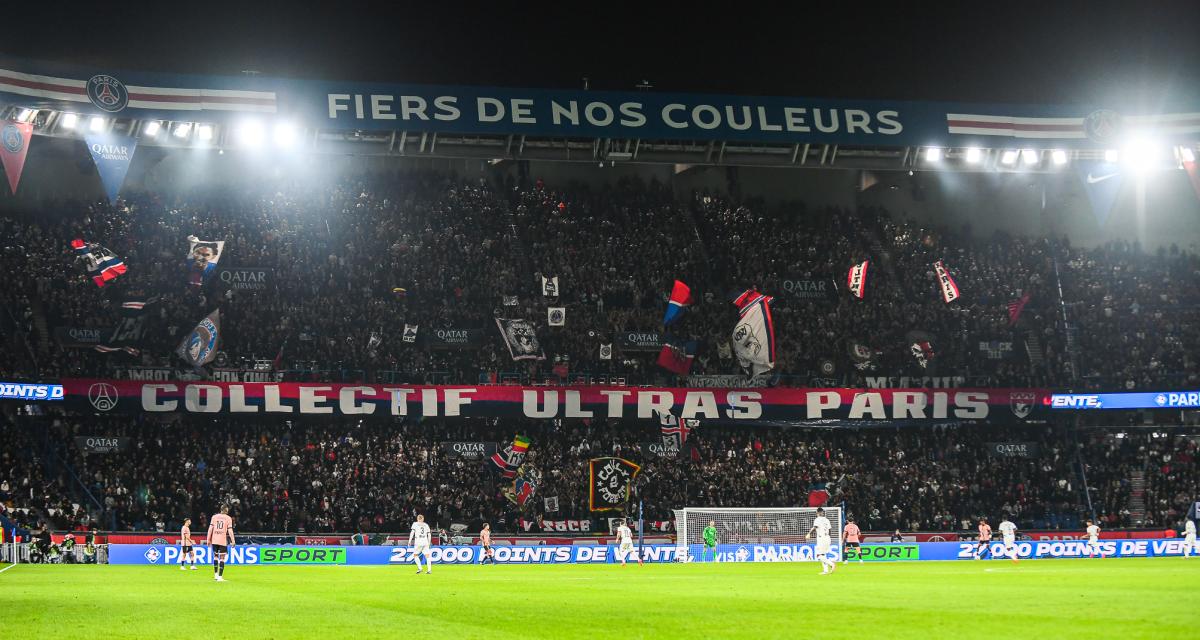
[673, 507, 843, 562]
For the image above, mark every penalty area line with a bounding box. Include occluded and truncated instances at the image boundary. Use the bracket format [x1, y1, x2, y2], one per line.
[0, 563, 17, 575]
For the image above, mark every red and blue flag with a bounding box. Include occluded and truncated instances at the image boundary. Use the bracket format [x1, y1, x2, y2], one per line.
[662, 280, 694, 326]
[70, 238, 127, 288]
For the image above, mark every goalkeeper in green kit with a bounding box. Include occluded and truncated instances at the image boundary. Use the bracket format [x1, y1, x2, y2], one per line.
[701, 520, 718, 562]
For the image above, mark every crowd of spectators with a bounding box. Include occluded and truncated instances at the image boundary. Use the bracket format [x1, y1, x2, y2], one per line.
[4, 408, 1195, 536]
[0, 169, 1195, 389]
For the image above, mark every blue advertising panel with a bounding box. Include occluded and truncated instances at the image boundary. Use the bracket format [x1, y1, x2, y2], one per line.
[108, 539, 1195, 565]
[2, 55, 1198, 148]
[1049, 391, 1200, 410]
[0, 382, 63, 401]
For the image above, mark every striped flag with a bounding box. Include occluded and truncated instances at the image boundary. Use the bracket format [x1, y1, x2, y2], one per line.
[662, 280, 694, 326]
[490, 435, 531, 478]
[0, 67, 276, 113]
[933, 261, 960, 303]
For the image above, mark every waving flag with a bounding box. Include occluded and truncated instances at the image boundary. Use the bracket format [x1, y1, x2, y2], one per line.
[1008, 293, 1032, 325]
[0, 121, 33, 195]
[656, 339, 696, 375]
[491, 435, 531, 479]
[662, 280, 694, 326]
[847, 260, 869, 299]
[657, 410, 697, 447]
[176, 309, 221, 368]
[95, 293, 156, 356]
[731, 290, 776, 377]
[71, 239, 127, 288]
[933, 261, 960, 303]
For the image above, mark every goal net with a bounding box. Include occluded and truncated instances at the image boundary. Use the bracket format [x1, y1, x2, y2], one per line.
[673, 507, 843, 562]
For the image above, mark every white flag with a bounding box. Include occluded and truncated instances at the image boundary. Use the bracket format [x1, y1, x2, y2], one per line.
[934, 261, 960, 303]
[548, 306, 566, 326]
[542, 275, 559, 297]
[402, 324, 418, 343]
[731, 290, 776, 377]
[599, 343, 612, 360]
[847, 260, 869, 299]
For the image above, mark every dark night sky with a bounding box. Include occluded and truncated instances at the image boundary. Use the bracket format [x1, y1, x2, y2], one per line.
[5, 2, 1199, 107]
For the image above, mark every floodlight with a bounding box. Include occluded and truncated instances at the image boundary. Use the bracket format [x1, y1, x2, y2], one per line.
[965, 148, 982, 164]
[237, 120, 266, 147]
[1181, 147, 1196, 163]
[89, 116, 105, 132]
[143, 121, 161, 137]
[1021, 149, 1038, 165]
[1051, 149, 1068, 165]
[16, 108, 34, 123]
[197, 124, 214, 141]
[1123, 137, 1161, 173]
[1104, 149, 1119, 163]
[1000, 150, 1018, 165]
[61, 113, 78, 129]
[924, 147, 942, 162]
[273, 122, 298, 149]
[173, 123, 192, 138]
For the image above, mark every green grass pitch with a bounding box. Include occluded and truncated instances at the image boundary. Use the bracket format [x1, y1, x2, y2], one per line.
[3, 558, 1198, 639]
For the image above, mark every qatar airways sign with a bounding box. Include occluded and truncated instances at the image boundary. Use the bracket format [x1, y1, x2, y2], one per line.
[62, 380, 1048, 424]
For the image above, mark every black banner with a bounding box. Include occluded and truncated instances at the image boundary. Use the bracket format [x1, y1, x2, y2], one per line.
[617, 331, 662, 351]
[779, 276, 836, 300]
[978, 341, 1015, 360]
[54, 327, 109, 348]
[424, 328, 484, 350]
[217, 268, 272, 291]
[440, 441, 499, 460]
[75, 436, 132, 453]
[589, 457, 641, 512]
[985, 442, 1040, 458]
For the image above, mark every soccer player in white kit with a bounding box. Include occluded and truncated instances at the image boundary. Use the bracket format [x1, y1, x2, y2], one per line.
[998, 518, 1019, 564]
[1085, 520, 1107, 559]
[408, 514, 433, 574]
[807, 507, 836, 575]
[615, 520, 637, 566]
[1184, 519, 1197, 557]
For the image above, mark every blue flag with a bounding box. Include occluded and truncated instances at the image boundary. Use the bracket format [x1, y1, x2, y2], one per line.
[1074, 159, 1124, 227]
[84, 132, 137, 205]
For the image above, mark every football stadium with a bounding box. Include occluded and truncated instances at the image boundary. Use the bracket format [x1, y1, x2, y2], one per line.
[2, 7, 1200, 639]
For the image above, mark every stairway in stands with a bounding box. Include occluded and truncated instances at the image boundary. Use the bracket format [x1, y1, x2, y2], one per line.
[1128, 470, 1147, 525]
[31, 297, 52, 356]
[1025, 335, 1045, 368]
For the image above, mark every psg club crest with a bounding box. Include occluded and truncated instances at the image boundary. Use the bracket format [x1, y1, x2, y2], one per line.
[87, 382, 118, 412]
[1, 123, 24, 153]
[1083, 109, 1121, 143]
[87, 75, 129, 113]
[1009, 391, 1038, 420]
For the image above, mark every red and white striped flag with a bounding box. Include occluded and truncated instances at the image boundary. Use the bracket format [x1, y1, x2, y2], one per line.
[934, 261, 960, 303]
[1007, 293, 1032, 325]
[847, 260, 869, 299]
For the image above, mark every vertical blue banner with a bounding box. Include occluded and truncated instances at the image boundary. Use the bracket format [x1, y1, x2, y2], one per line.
[1074, 159, 1124, 227]
[84, 131, 137, 205]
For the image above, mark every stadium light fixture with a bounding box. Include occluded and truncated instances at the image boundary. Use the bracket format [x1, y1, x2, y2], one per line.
[143, 121, 161, 137]
[1104, 149, 1119, 163]
[924, 147, 942, 163]
[173, 123, 192, 138]
[16, 108, 34, 123]
[965, 148, 982, 164]
[1051, 149, 1068, 165]
[197, 124, 214, 142]
[273, 122, 298, 149]
[1123, 137, 1161, 174]
[1000, 149, 1018, 165]
[89, 116, 105, 133]
[236, 120, 266, 148]
[61, 113, 78, 130]
[1021, 149, 1039, 165]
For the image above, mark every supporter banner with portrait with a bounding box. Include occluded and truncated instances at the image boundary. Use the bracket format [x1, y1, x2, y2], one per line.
[58, 379, 1053, 425]
[496, 318, 545, 361]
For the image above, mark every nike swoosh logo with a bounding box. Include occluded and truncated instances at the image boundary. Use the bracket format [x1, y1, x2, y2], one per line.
[1086, 173, 1118, 184]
